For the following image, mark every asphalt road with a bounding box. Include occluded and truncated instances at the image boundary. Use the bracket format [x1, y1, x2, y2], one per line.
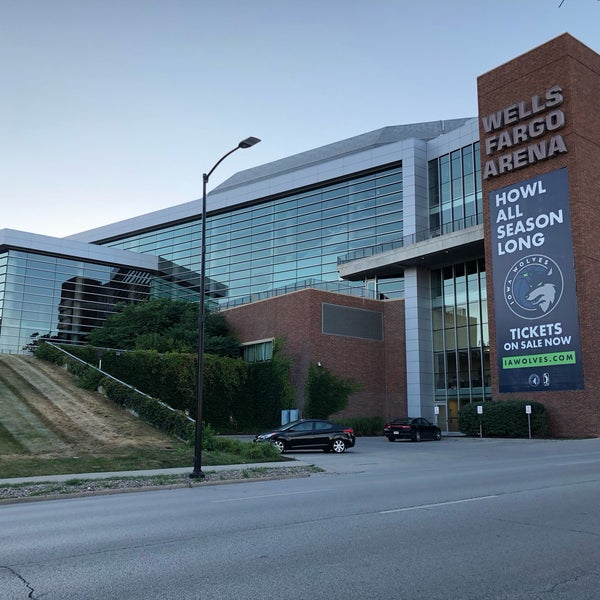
[2, 436, 600, 599]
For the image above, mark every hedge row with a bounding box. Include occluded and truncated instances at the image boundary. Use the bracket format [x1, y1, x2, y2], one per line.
[35, 342, 293, 433]
[459, 400, 549, 438]
[34, 342, 196, 443]
[338, 416, 384, 436]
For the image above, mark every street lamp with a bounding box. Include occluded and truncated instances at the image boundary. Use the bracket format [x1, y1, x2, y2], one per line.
[190, 136, 261, 479]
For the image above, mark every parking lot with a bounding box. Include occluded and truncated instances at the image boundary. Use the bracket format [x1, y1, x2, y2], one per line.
[271, 434, 600, 475]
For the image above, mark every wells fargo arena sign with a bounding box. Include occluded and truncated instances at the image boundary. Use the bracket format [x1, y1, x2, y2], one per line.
[482, 85, 567, 179]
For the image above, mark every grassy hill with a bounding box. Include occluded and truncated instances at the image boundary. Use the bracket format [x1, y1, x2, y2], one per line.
[0, 354, 192, 478]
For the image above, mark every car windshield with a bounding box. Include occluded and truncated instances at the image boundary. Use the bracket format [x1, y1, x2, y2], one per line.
[390, 418, 412, 424]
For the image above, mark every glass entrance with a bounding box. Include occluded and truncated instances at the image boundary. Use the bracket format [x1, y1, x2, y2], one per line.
[431, 259, 491, 433]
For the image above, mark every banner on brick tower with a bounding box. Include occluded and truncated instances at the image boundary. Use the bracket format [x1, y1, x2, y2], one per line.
[490, 167, 584, 392]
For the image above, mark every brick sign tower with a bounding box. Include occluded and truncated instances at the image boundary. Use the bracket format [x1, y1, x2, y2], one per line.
[478, 34, 600, 436]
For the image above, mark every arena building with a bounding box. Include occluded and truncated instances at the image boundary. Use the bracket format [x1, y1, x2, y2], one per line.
[1, 33, 598, 436]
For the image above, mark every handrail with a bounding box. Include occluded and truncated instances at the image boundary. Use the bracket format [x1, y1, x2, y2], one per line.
[45, 342, 194, 422]
[337, 215, 483, 265]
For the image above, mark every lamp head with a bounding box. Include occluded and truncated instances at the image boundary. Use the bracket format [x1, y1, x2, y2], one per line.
[238, 136, 261, 149]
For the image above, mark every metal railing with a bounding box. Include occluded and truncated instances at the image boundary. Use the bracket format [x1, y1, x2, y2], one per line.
[220, 279, 377, 310]
[45, 342, 194, 423]
[337, 215, 482, 265]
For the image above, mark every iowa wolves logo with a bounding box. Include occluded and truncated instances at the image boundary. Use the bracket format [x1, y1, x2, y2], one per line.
[504, 255, 563, 320]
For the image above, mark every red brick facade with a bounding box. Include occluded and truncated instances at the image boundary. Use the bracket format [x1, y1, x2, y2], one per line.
[223, 289, 406, 421]
[478, 34, 600, 436]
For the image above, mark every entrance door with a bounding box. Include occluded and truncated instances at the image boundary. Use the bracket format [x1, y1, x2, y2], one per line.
[447, 398, 460, 432]
[435, 404, 447, 432]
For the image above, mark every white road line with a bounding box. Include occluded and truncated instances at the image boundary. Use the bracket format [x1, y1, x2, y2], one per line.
[212, 489, 333, 503]
[380, 495, 498, 514]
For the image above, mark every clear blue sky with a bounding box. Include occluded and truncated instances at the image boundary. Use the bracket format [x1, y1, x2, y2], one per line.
[1, 0, 598, 237]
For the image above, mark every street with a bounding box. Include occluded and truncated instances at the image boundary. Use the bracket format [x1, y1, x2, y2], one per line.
[2, 437, 600, 599]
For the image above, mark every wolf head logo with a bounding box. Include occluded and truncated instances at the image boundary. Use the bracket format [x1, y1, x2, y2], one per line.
[504, 256, 563, 320]
[526, 282, 556, 313]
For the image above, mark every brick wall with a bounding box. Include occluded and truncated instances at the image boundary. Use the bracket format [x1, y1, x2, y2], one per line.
[222, 288, 406, 421]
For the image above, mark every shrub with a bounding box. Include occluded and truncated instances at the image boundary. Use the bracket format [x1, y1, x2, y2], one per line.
[34, 340, 294, 434]
[98, 377, 196, 442]
[77, 368, 105, 391]
[338, 416, 384, 436]
[459, 400, 549, 438]
[197, 432, 281, 462]
[33, 342, 65, 365]
[33, 342, 196, 442]
[304, 363, 361, 419]
[240, 357, 294, 431]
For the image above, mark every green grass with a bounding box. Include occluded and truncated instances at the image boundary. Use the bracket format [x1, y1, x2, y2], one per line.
[0, 444, 191, 479]
[0, 439, 287, 479]
[0, 353, 286, 480]
[0, 423, 27, 454]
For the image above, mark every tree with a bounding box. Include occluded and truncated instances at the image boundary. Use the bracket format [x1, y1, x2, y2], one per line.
[86, 298, 240, 357]
[204, 312, 241, 358]
[304, 362, 361, 419]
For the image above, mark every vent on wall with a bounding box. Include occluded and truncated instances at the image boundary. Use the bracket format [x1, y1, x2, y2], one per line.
[322, 303, 383, 340]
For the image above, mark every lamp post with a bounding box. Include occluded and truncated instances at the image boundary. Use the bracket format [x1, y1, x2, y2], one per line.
[190, 136, 261, 479]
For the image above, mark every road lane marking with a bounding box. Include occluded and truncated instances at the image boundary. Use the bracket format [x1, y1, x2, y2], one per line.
[212, 489, 333, 503]
[380, 495, 498, 514]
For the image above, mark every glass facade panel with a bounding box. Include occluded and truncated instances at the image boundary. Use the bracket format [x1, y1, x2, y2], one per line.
[429, 142, 482, 233]
[0, 250, 158, 353]
[431, 258, 490, 430]
[106, 164, 404, 308]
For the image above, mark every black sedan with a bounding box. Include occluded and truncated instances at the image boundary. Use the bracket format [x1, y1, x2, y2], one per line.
[254, 419, 355, 453]
[383, 417, 442, 442]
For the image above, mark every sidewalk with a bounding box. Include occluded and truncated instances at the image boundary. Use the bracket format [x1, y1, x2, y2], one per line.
[0, 460, 314, 486]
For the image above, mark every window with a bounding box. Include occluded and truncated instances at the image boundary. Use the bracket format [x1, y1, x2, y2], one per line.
[105, 165, 404, 309]
[429, 142, 482, 233]
[242, 339, 274, 363]
[431, 259, 490, 408]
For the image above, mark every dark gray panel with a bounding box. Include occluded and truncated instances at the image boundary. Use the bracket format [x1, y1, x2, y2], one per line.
[322, 303, 383, 340]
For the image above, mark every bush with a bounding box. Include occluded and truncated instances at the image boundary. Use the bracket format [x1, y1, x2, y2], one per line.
[338, 416, 384, 436]
[34, 340, 294, 434]
[239, 357, 295, 431]
[34, 342, 196, 442]
[33, 341, 66, 365]
[94, 377, 197, 443]
[206, 435, 281, 461]
[304, 363, 360, 419]
[459, 400, 549, 438]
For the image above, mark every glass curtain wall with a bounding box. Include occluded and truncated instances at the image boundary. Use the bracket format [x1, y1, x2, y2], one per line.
[428, 142, 482, 235]
[432, 259, 490, 432]
[428, 141, 486, 431]
[0, 250, 154, 353]
[105, 221, 202, 303]
[106, 164, 406, 307]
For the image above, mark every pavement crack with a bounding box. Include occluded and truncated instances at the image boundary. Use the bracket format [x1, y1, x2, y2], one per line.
[540, 569, 600, 598]
[1, 565, 37, 598]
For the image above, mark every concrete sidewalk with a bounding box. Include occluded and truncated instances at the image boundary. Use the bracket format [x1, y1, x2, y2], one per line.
[0, 460, 314, 486]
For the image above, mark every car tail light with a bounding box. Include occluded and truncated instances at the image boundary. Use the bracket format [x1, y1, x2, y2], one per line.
[343, 428, 354, 434]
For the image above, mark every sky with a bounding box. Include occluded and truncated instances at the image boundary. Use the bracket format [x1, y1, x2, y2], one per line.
[1, 0, 598, 238]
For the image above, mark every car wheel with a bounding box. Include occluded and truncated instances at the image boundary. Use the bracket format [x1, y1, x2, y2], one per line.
[386, 436, 396, 442]
[331, 439, 347, 453]
[434, 430, 442, 441]
[411, 430, 421, 442]
[272, 439, 286, 453]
